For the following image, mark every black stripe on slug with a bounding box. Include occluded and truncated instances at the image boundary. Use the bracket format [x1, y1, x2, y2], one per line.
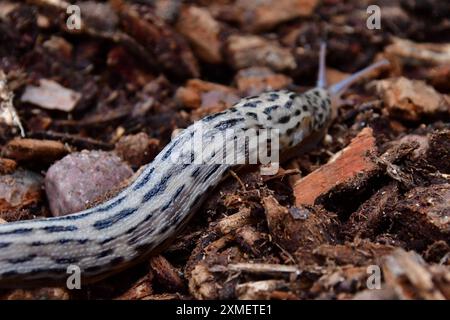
[191, 166, 201, 178]
[127, 235, 140, 245]
[58, 238, 90, 245]
[8, 254, 37, 264]
[268, 93, 280, 101]
[203, 111, 227, 122]
[161, 201, 171, 211]
[202, 164, 221, 183]
[243, 102, 258, 108]
[31, 241, 44, 246]
[0, 228, 33, 236]
[42, 225, 78, 233]
[284, 100, 293, 109]
[54, 257, 79, 264]
[161, 184, 186, 211]
[0, 242, 11, 248]
[214, 118, 245, 130]
[99, 237, 115, 245]
[96, 195, 127, 212]
[142, 173, 172, 202]
[97, 249, 114, 259]
[143, 213, 153, 223]
[93, 207, 138, 230]
[133, 168, 155, 191]
[263, 105, 280, 115]
[162, 138, 181, 161]
[125, 226, 139, 234]
[172, 185, 185, 201]
[278, 115, 291, 124]
[246, 112, 258, 120]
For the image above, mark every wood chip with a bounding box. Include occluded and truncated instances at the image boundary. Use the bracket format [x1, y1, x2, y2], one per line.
[294, 127, 378, 206]
[21, 79, 81, 112]
[2, 138, 68, 163]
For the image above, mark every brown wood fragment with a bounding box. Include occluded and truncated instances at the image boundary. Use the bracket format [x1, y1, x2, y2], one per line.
[236, 280, 289, 300]
[2, 138, 68, 163]
[372, 77, 450, 121]
[115, 274, 153, 300]
[263, 195, 337, 252]
[111, 0, 199, 79]
[215, 207, 252, 235]
[226, 35, 296, 72]
[294, 127, 377, 206]
[231, 0, 318, 32]
[383, 249, 446, 299]
[149, 255, 185, 293]
[176, 5, 223, 64]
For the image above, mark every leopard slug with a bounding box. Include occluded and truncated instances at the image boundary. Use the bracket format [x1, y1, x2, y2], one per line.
[0, 44, 388, 286]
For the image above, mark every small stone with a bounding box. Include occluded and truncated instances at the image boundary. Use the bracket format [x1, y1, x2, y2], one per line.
[45, 150, 133, 216]
[21, 79, 81, 112]
[176, 5, 223, 64]
[226, 35, 296, 72]
[2, 138, 68, 163]
[0, 169, 43, 214]
[114, 132, 160, 168]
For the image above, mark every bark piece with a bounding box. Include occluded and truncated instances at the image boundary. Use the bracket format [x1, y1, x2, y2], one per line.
[313, 240, 395, 267]
[372, 77, 450, 121]
[385, 37, 450, 67]
[0, 169, 43, 217]
[2, 138, 68, 163]
[115, 274, 153, 300]
[215, 207, 253, 235]
[294, 127, 378, 206]
[394, 184, 450, 249]
[262, 195, 337, 252]
[149, 255, 185, 293]
[310, 266, 369, 298]
[176, 5, 222, 64]
[231, 0, 318, 32]
[111, 0, 199, 79]
[382, 249, 447, 299]
[226, 35, 296, 72]
[0, 158, 17, 174]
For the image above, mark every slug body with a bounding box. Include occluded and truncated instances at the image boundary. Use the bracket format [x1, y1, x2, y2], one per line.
[0, 45, 388, 286]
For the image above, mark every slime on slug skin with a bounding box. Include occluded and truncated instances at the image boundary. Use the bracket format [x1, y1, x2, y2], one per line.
[0, 43, 389, 286]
